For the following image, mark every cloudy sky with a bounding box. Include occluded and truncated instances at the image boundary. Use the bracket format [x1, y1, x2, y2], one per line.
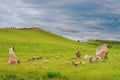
[0, 0, 120, 41]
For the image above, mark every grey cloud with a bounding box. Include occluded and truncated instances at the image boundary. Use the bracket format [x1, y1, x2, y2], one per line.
[0, 0, 120, 41]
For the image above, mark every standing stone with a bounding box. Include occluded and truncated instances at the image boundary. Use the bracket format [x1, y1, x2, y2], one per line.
[96, 44, 108, 59]
[8, 46, 19, 64]
[76, 48, 81, 58]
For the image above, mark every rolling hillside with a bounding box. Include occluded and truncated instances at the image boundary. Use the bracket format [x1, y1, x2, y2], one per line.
[0, 28, 120, 80]
[0, 28, 79, 57]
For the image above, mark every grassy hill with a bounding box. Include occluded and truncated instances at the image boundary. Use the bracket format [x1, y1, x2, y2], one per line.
[0, 28, 120, 80]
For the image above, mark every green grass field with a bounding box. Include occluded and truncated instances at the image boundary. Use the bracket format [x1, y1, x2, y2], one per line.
[0, 28, 120, 80]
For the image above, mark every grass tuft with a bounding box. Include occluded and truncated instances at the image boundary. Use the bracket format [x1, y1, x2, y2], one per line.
[3, 73, 24, 80]
[42, 71, 68, 80]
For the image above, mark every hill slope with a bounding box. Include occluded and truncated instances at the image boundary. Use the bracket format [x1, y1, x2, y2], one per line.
[0, 28, 79, 57]
[0, 28, 120, 80]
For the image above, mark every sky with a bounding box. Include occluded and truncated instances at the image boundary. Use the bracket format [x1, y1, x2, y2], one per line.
[0, 0, 120, 41]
